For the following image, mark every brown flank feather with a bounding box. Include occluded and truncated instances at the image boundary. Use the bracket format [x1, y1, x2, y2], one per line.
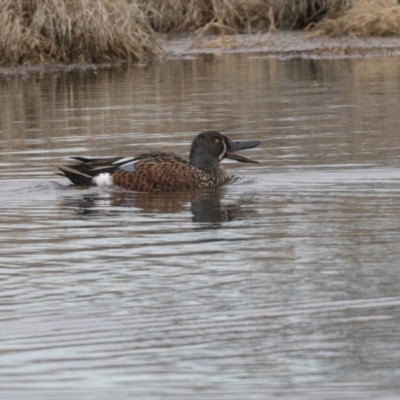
[112, 154, 230, 192]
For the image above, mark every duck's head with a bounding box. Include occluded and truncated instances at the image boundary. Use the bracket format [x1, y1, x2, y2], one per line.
[189, 131, 261, 170]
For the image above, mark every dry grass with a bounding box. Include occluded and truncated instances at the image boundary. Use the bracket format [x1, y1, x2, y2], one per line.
[272, 0, 351, 30]
[138, 0, 274, 34]
[314, 0, 400, 36]
[0, 0, 160, 66]
[138, 0, 354, 34]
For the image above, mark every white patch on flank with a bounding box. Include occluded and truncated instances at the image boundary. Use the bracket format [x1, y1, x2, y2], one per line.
[218, 140, 227, 161]
[92, 173, 113, 186]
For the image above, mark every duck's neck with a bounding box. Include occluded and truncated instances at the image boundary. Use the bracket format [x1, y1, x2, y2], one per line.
[189, 148, 220, 171]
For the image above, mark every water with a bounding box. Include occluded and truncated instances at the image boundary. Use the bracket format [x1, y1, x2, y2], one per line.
[1, 54, 400, 399]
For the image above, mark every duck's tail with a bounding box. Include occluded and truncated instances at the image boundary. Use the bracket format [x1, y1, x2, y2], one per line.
[57, 156, 121, 186]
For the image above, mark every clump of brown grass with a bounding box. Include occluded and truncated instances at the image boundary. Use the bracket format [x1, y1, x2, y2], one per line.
[138, 0, 352, 34]
[272, 0, 351, 30]
[314, 0, 400, 36]
[0, 0, 161, 66]
[138, 0, 274, 34]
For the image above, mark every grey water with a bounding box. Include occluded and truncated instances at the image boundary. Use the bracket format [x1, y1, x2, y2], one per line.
[1, 53, 400, 399]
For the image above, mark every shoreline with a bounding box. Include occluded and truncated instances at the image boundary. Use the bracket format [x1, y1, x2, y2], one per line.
[1, 32, 400, 76]
[165, 32, 400, 59]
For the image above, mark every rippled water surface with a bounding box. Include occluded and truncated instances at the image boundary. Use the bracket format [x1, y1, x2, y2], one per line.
[1, 54, 400, 399]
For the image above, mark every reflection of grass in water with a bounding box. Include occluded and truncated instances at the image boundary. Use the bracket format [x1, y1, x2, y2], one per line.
[0, 0, 399, 67]
[314, 0, 400, 37]
[0, 0, 160, 66]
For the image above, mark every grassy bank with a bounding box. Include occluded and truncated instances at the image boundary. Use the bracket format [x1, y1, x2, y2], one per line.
[0, 0, 399, 67]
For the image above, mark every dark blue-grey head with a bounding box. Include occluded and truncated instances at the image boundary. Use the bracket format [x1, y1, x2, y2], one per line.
[189, 131, 261, 170]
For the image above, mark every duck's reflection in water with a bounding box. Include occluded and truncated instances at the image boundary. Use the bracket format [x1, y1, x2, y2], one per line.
[190, 194, 238, 224]
[59, 186, 256, 225]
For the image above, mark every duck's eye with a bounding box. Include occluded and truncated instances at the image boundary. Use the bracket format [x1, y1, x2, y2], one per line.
[214, 139, 220, 144]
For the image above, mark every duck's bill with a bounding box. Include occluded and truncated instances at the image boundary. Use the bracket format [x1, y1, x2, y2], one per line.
[227, 139, 261, 163]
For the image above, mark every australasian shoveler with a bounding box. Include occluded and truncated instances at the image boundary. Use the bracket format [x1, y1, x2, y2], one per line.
[58, 131, 261, 192]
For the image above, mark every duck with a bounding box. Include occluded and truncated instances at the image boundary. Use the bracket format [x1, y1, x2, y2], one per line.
[58, 131, 261, 192]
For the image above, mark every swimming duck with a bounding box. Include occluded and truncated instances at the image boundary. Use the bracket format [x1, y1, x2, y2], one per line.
[58, 131, 260, 192]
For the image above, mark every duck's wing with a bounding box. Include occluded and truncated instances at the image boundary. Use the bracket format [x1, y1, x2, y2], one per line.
[111, 153, 195, 192]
